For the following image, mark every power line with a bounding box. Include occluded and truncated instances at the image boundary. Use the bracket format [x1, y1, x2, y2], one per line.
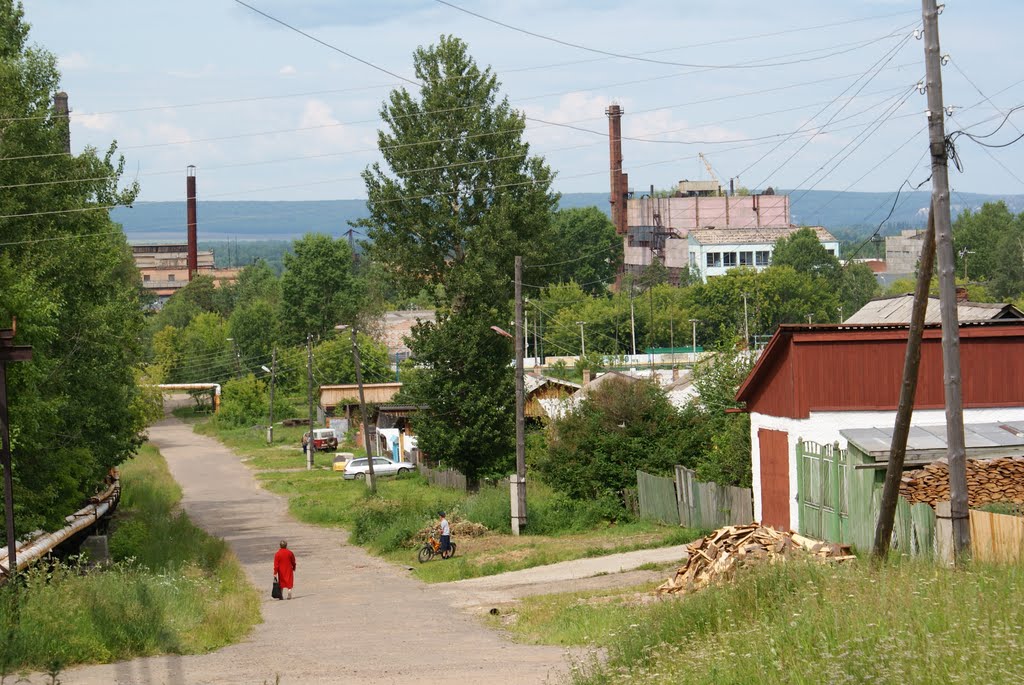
[434, 0, 913, 71]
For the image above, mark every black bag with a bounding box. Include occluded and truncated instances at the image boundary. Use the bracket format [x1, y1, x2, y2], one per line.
[272, 580, 282, 600]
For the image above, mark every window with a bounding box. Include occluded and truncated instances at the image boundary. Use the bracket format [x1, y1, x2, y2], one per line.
[723, 252, 737, 268]
[143, 274, 151, 282]
[827, 248, 835, 256]
[756, 250, 770, 266]
[689, 251, 696, 265]
[706, 252, 722, 268]
[168, 274, 175, 282]
[739, 251, 754, 266]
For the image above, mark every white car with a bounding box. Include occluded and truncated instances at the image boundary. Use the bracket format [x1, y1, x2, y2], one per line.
[343, 456, 414, 480]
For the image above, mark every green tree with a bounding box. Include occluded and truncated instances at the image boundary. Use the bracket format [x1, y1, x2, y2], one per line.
[839, 263, 880, 319]
[539, 377, 684, 501]
[358, 36, 556, 477]
[541, 208, 621, 294]
[280, 233, 358, 344]
[771, 227, 840, 281]
[952, 201, 1015, 284]
[228, 299, 279, 368]
[1, 1, 147, 535]
[313, 333, 391, 385]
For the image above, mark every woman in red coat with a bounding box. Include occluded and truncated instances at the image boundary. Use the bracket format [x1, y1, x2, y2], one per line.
[273, 540, 297, 600]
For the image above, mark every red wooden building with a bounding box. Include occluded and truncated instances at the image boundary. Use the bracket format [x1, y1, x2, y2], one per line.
[735, 320, 1024, 530]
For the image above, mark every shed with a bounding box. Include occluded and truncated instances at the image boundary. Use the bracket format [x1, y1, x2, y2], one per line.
[735, 320, 1024, 530]
[844, 294, 1024, 324]
[524, 375, 581, 420]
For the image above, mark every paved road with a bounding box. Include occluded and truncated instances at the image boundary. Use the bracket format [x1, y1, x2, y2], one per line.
[59, 419, 569, 685]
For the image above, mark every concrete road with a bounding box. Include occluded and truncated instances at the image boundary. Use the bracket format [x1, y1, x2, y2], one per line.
[58, 418, 569, 685]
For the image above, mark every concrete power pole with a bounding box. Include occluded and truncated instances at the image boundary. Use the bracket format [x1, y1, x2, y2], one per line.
[306, 334, 314, 471]
[267, 346, 276, 445]
[349, 325, 377, 494]
[922, 0, 970, 562]
[512, 256, 527, 534]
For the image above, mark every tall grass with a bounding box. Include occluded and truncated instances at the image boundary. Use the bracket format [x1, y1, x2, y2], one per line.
[0, 444, 259, 674]
[504, 559, 1024, 684]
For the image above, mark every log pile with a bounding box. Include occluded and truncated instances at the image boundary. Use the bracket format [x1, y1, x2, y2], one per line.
[900, 457, 1024, 508]
[656, 524, 854, 596]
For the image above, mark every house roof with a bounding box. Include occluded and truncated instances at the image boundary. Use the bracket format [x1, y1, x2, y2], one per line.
[841, 421, 1024, 461]
[735, 319, 1024, 418]
[844, 294, 1024, 324]
[524, 375, 581, 394]
[689, 225, 836, 246]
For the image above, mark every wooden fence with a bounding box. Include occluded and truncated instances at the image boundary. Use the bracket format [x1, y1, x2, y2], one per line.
[970, 509, 1024, 563]
[636, 470, 679, 525]
[675, 466, 753, 530]
[417, 463, 467, 491]
[636, 468, 753, 529]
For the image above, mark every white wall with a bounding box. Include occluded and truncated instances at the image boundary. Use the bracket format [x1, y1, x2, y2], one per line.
[749, 407, 1024, 527]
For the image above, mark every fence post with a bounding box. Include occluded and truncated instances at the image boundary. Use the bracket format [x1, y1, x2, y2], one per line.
[829, 441, 842, 542]
[796, 439, 805, 534]
[934, 500, 955, 567]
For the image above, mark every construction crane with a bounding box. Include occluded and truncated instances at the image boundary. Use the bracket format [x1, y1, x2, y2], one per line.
[698, 152, 723, 196]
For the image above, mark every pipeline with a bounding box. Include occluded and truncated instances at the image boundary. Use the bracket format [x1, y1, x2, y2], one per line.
[0, 472, 120, 579]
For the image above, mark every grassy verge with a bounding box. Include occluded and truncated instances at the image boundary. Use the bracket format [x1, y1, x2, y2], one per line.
[0, 444, 260, 675]
[496, 558, 1024, 684]
[195, 418, 701, 583]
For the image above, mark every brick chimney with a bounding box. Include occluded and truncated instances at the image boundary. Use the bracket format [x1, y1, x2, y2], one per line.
[186, 165, 198, 279]
[606, 104, 627, 236]
[672, 365, 679, 382]
[53, 91, 70, 154]
[956, 286, 969, 303]
[582, 368, 592, 386]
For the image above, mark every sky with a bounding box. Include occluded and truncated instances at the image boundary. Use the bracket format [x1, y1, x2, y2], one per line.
[19, 0, 1024, 205]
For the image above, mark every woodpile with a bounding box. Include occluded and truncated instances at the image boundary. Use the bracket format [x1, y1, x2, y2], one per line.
[900, 457, 1024, 508]
[656, 524, 854, 596]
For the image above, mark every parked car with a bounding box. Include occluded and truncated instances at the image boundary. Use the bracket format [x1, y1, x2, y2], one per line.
[343, 456, 414, 480]
[301, 428, 338, 452]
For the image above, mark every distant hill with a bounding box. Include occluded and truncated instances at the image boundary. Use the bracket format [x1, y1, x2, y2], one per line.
[112, 190, 1024, 244]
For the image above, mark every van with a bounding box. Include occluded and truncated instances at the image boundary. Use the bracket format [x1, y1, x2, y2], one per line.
[301, 428, 338, 452]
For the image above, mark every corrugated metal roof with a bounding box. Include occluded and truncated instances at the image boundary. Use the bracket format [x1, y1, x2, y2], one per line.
[689, 225, 837, 245]
[844, 295, 1024, 324]
[841, 422, 1024, 459]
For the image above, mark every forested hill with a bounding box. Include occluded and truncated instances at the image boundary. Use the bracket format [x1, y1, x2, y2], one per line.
[112, 190, 1024, 243]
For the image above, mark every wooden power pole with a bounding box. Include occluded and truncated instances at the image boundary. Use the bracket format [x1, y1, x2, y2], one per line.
[921, 0, 970, 561]
[0, 323, 32, 576]
[873, 204, 936, 559]
[267, 346, 276, 445]
[512, 256, 527, 534]
[306, 333, 314, 471]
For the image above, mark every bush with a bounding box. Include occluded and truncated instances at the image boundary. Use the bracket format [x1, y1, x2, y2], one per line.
[215, 374, 267, 428]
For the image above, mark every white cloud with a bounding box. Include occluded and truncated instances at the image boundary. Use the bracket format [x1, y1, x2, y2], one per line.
[76, 113, 117, 132]
[59, 51, 91, 70]
[279, 65, 297, 75]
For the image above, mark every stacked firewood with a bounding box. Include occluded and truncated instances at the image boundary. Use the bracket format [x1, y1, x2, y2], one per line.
[656, 524, 854, 596]
[900, 457, 1024, 507]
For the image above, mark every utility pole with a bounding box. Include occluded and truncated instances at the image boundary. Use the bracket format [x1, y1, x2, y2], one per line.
[874, 204, 936, 559]
[669, 314, 675, 356]
[689, 319, 699, 362]
[922, 0, 970, 561]
[0, 323, 32, 577]
[306, 333, 314, 471]
[228, 338, 242, 378]
[629, 285, 637, 357]
[576, 320, 586, 357]
[267, 346, 276, 445]
[349, 324, 377, 494]
[512, 256, 527, 534]
[532, 303, 540, 371]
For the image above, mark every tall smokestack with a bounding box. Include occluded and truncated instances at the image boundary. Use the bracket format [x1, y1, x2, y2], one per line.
[53, 91, 70, 154]
[606, 104, 626, 235]
[186, 165, 198, 279]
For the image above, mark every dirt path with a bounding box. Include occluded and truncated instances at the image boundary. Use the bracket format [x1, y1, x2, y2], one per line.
[58, 418, 570, 685]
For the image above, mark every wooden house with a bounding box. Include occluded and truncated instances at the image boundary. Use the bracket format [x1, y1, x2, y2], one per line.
[735, 320, 1024, 531]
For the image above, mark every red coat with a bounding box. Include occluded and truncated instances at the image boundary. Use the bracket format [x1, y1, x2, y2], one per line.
[274, 548, 296, 589]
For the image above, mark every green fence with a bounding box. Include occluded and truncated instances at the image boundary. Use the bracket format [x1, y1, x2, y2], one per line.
[797, 439, 936, 556]
[636, 470, 679, 525]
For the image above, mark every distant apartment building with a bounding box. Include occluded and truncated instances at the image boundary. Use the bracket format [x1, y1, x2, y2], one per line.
[689, 226, 839, 282]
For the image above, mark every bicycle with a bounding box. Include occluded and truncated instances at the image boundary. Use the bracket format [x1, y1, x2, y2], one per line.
[418, 533, 457, 563]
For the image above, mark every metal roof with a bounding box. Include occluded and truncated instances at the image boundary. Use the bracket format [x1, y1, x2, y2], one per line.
[689, 225, 836, 246]
[841, 422, 1024, 460]
[524, 375, 581, 394]
[844, 294, 1024, 324]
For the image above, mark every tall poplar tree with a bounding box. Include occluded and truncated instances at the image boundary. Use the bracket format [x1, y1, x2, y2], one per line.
[358, 35, 556, 478]
[0, 1, 148, 536]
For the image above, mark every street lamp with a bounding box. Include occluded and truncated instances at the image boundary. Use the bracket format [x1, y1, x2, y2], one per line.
[576, 320, 586, 357]
[334, 323, 376, 493]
